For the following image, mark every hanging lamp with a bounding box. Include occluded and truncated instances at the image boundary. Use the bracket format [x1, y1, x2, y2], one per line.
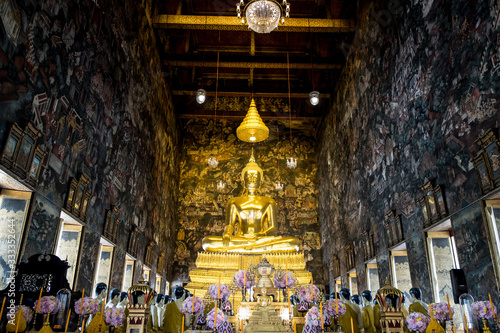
[286, 52, 297, 169]
[237, 98, 269, 142]
[208, 52, 221, 168]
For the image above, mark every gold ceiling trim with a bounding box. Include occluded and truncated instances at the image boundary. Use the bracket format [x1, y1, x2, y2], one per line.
[153, 15, 356, 33]
[165, 60, 341, 70]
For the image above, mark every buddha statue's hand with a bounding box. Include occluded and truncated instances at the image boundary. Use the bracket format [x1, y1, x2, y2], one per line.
[223, 233, 231, 247]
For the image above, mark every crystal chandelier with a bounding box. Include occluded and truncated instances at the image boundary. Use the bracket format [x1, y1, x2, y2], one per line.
[217, 180, 226, 191]
[237, 0, 290, 34]
[275, 181, 284, 191]
[208, 156, 219, 168]
[286, 157, 297, 169]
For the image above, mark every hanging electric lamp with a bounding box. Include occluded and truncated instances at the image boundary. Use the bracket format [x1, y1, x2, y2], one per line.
[286, 52, 297, 169]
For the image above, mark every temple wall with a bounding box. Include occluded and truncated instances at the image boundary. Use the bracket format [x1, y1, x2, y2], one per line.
[0, 0, 179, 293]
[319, 0, 500, 301]
[174, 118, 323, 285]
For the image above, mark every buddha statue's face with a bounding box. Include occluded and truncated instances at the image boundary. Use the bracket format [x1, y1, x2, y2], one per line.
[243, 170, 261, 190]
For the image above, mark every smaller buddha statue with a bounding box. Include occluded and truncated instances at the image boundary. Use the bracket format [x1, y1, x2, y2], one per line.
[257, 288, 272, 307]
[339, 288, 363, 333]
[118, 292, 129, 309]
[95, 282, 108, 305]
[157, 295, 166, 328]
[151, 293, 159, 328]
[361, 291, 376, 333]
[408, 287, 429, 317]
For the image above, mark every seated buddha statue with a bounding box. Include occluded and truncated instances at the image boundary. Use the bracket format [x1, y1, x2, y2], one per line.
[202, 152, 300, 253]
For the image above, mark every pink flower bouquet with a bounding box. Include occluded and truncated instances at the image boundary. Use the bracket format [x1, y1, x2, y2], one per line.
[471, 301, 497, 320]
[233, 270, 256, 289]
[273, 271, 296, 289]
[34, 296, 60, 314]
[208, 284, 231, 300]
[7, 306, 34, 323]
[430, 302, 454, 321]
[297, 285, 320, 303]
[206, 308, 225, 329]
[182, 296, 205, 314]
[104, 307, 125, 327]
[305, 306, 322, 327]
[405, 312, 430, 332]
[325, 299, 346, 316]
[74, 297, 100, 315]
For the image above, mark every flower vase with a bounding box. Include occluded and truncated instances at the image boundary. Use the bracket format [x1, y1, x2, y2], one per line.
[482, 318, 492, 333]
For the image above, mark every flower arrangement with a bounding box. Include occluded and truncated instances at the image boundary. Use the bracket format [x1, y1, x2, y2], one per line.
[74, 297, 100, 315]
[7, 306, 34, 323]
[325, 299, 346, 316]
[233, 270, 256, 289]
[405, 312, 430, 332]
[297, 285, 320, 303]
[471, 301, 497, 320]
[430, 302, 454, 321]
[34, 296, 60, 314]
[182, 296, 205, 314]
[104, 307, 125, 327]
[208, 284, 231, 301]
[305, 306, 322, 327]
[273, 271, 296, 289]
[206, 308, 225, 329]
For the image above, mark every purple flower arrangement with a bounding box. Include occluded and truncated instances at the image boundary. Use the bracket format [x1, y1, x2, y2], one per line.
[273, 271, 296, 289]
[7, 306, 34, 323]
[206, 308, 225, 329]
[104, 307, 125, 327]
[74, 297, 100, 315]
[405, 312, 430, 332]
[430, 302, 454, 321]
[34, 296, 60, 314]
[297, 285, 320, 303]
[182, 296, 205, 314]
[305, 306, 322, 327]
[233, 270, 256, 289]
[471, 301, 497, 320]
[325, 299, 346, 316]
[208, 284, 231, 301]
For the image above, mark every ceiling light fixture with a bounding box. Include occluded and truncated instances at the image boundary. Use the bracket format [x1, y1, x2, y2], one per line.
[275, 121, 284, 191]
[237, 0, 290, 34]
[286, 52, 297, 169]
[196, 89, 206, 104]
[237, 98, 269, 143]
[208, 52, 221, 168]
[309, 91, 320, 106]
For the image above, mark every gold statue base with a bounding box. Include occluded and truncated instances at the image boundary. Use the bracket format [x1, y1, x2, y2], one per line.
[185, 252, 312, 310]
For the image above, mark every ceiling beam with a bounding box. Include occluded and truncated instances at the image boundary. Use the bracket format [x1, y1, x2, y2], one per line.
[172, 90, 331, 99]
[153, 15, 356, 33]
[178, 112, 323, 122]
[165, 60, 341, 70]
[201, 73, 300, 81]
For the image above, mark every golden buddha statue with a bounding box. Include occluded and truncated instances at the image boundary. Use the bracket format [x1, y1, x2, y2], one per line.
[202, 152, 300, 253]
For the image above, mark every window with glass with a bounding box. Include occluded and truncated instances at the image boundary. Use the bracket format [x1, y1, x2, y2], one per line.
[334, 278, 341, 293]
[122, 255, 135, 291]
[0, 188, 31, 290]
[143, 267, 151, 284]
[390, 249, 412, 298]
[54, 212, 83, 289]
[427, 227, 463, 329]
[348, 271, 358, 295]
[156, 275, 162, 293]
[94, 239, 114, 294]
[486, 201, 500, 282]
[165, 281, 170, 297]
[366, 263, 380, 296]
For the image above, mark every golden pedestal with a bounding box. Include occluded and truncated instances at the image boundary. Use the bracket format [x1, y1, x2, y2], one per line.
[185, 252, 312, 311]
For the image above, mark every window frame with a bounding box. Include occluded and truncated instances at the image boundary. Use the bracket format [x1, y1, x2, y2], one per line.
[122, 254, 136, 291]
[93, 238, 115, 295]
[484, 199, 500, 287]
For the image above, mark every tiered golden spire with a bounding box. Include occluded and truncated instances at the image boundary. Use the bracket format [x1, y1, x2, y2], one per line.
[236, 99, 269, 143]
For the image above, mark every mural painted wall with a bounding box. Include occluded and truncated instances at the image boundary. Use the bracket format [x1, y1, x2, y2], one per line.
[174, 117, 322, 283]
[319, 0, 500, 301]
[0, 0, 179, 291]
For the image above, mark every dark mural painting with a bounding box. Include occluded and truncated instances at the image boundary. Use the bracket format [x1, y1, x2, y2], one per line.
[174, 118, 323, 283]
[0, 0, 180, 292]
[319, 0, 500, 300]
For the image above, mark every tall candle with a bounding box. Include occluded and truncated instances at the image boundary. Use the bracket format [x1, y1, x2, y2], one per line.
[0, 297, 6, 321]
[214, 306, 218, 330]
[35, 287, 44, 314]
[446, 294, 453, 320]
[244, 263, 246, 287]
[463, 313, 469, 333]
[293, 321, 297, 333]
[241, 319, 243, 333]
[489, 293, 496, 320]
[182, 315, 185, 333]
[285, 263, 288, 288]
[335, 291, 338, 315]
[288, 288, 291, 313]
[192, 290, 196, 313]
[100, 301, 104, 327]
[429, 304, 434, 320]
[350, 317, 354, 333]
[310, 276, 313, 302]
[320, 302, 324, 330]
[15, 294, 23, 333]
[64, 309, 72, 333]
